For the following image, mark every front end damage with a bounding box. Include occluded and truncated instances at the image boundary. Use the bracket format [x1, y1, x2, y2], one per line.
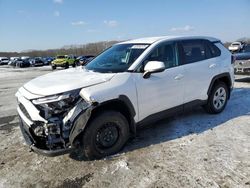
[16, 88, 95, 157]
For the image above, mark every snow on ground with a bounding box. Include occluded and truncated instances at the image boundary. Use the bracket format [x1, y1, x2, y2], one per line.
[0, 66, 249, 188]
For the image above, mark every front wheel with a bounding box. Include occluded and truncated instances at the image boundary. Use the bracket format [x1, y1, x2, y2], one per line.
[204, 82, 229, 114]
[51, 65, 56, 70]
[81, 111, 130, 160]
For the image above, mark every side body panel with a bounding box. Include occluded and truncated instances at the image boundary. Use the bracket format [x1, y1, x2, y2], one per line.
[79, 72, 139, 122]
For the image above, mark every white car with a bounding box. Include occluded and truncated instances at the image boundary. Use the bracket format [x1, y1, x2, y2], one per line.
[0, 57, 9, 65]
[228, 42, 244, 52]
[16, 36, 234, 159]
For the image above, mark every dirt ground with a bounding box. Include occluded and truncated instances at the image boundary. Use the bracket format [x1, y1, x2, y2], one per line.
[0, 66, 249, 188]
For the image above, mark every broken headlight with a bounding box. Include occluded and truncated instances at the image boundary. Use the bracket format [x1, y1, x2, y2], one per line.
[32, 89, 82, 117]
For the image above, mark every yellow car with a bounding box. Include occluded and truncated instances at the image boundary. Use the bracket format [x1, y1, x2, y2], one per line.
[51, 55, 76, 69]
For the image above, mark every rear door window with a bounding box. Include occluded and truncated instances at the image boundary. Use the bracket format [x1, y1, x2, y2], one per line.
[181, 40, 206, 64]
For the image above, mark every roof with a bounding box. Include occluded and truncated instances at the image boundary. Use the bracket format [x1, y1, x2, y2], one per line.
[118, 36, 220, 45]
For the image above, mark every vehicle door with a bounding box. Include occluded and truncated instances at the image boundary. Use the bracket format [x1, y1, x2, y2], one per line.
[133, 41, 185, 121]
[179, 39, 220, 103]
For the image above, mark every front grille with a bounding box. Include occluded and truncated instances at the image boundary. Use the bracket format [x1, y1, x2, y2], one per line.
[18, 102, 32, 120]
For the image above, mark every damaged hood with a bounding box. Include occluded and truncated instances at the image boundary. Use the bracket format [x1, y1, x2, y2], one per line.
[23, 67, 115, 96]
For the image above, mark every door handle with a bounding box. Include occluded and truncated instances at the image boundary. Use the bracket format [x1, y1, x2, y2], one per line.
[174, 74, 184, 80]
[209, 63, 216, 68]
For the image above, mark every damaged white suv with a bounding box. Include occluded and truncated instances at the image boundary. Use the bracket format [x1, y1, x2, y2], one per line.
[16, 36, 234, 159]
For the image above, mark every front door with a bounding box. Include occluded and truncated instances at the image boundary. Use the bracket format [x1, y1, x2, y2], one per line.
[133, 42, 185, 121]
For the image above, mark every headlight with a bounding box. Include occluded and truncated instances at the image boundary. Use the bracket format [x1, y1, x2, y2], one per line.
[32, 89, 83, 117]
[32, 91, 77, 105]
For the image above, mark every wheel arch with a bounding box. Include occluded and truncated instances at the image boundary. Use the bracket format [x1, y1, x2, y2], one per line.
[89, 95, 136, 136]
[207, 73, 232, 99]
[70, 95, 136, 146]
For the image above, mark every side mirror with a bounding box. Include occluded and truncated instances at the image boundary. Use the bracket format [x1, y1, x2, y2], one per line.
[143, 61, 165, 78]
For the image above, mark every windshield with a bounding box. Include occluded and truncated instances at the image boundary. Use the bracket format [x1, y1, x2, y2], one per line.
[85, 43, 149, 73]
[232, 43, 240, 46]
[57, 56, 66, 59]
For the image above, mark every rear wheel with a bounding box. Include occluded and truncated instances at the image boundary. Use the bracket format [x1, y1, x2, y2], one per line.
[81, 111, 130, 160]
[204, 82, 229, 114]
[72, 62, 76, 67]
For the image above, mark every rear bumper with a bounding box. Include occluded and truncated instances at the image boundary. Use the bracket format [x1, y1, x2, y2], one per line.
[19, 117, 75, 157]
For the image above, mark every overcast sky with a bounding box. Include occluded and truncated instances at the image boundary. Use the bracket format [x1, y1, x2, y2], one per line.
[0, 0, 249, 52]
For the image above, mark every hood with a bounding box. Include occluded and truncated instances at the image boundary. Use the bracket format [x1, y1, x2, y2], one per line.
[23, 67, 115, 96]
[234, 52, 250, 60]
[53, 59, 66, 63]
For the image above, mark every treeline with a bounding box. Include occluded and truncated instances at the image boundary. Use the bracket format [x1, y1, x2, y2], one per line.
[1, 38, 250, 58]
[0, 40, 120, 58]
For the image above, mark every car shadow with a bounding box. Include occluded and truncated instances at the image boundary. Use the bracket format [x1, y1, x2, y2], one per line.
[70, 87, 250, 161]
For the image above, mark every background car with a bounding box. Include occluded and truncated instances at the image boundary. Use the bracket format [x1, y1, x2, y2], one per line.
[0, 57, 9, 65]
[228, 41, 245, 53]
[77, 55, 95, 65]
[234, 44, 250, 74]
[29, 57, 44, 67]
[43, 57, 55, 65]
[51, 55, 76, 69]
[16, 59, 31, 68]
[8, 57, 20, 67]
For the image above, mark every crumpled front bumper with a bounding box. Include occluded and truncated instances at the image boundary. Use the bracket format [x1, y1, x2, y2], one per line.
[16, 89, 91, 157]
[19, 116, 75, 157]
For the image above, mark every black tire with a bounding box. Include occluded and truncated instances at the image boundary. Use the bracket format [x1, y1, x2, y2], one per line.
[65, 62, 69, 69]
[51, 65, 56, 70]
[81, 111, 130, 160]
[204, 82, 229, 114]
[72, 62, 76, 67]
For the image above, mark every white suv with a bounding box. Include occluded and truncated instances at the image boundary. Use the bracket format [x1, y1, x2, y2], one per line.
[16, 36, 234, 159]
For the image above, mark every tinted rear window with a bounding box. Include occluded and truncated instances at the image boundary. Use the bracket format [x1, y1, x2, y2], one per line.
[207, 42, 221, 58]
[181, 40, 206, 64]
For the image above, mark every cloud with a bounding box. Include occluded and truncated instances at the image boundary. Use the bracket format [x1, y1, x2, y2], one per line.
[53, 0, 63, 4]
[71, 21, 87, 26]
[54, 10, 60, 17]
[104, 20, 118, 27]
[170, 25, 194, 32]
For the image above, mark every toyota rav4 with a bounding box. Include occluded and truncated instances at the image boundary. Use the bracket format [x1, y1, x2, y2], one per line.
[16, 36, 234, 159]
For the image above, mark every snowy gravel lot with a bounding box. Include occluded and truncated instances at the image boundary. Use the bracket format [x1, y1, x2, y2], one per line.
[0, 66, 249, 188]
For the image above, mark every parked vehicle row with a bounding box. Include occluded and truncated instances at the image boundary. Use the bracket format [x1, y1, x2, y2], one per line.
[0, 55, 95, 69]
[51, 55, 95, 70]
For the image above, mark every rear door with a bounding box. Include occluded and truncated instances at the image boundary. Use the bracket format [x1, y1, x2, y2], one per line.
[179, 39, 220, 103]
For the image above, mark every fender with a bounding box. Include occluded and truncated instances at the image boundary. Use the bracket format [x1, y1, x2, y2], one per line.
[69, 95, 137, 146]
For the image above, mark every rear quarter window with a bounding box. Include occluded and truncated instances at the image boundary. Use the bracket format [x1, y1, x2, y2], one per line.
[207, 41, 221, 58]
